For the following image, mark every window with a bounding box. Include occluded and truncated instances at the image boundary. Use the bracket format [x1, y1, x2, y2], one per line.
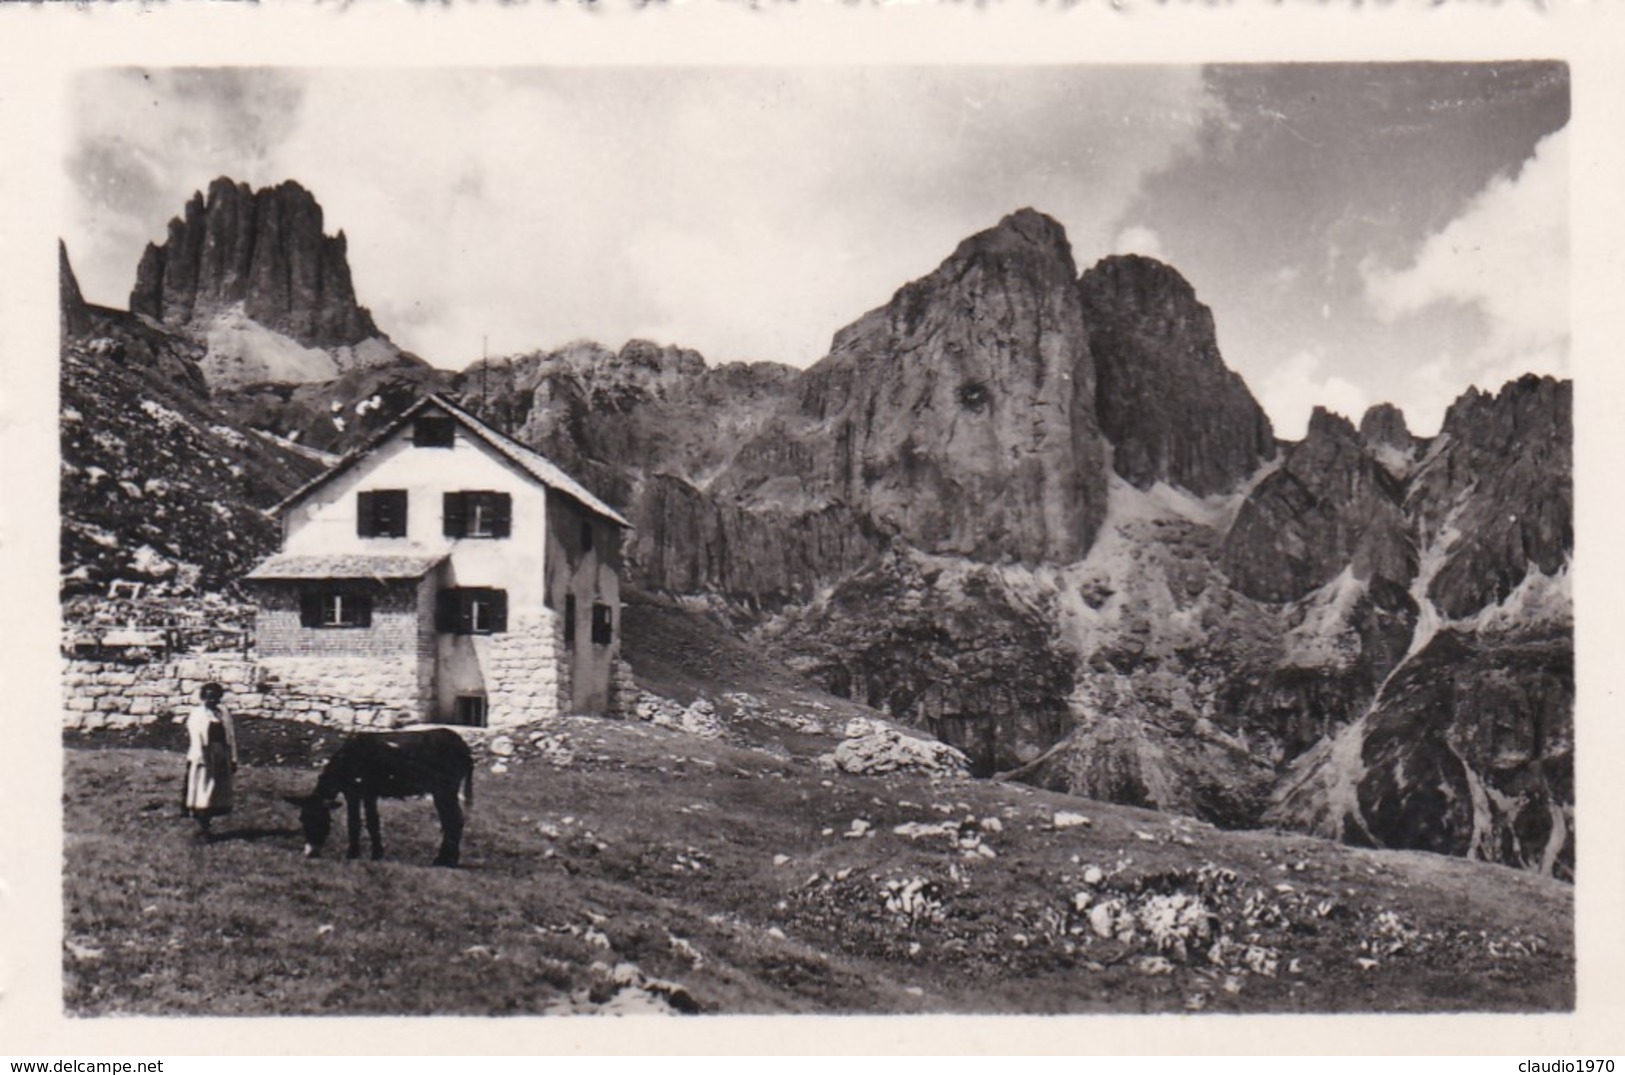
[436, 588, 508, 635]
[591, 602, 614, 645]
[453, 695, 488, 728]
[580, 519, 594, 553]
[413, 416, 456, 448]
[443, 491, 512, 538]
[356, 490, 408, 538]
[300, 589, 373, 629]
[564, 594, 576, 644]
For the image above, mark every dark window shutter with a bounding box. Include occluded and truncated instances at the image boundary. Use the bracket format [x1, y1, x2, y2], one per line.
[489, 589, 508, 633]
[357, 492, 378, 537]
[564, 594, 577, 644]
[491, 494, 512, 538]
[443, 492, 467, 538]
[300, 590, 323, 627]
[353, 593, 373, 628]
[378, 491, 407, 537]
[436, 589, 457, 633]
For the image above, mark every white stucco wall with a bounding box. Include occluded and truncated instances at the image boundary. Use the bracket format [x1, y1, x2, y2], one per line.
[280, 416, 549, 608]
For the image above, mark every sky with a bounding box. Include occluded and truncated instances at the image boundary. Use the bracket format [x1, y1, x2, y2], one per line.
[64, 63, 1569, 438]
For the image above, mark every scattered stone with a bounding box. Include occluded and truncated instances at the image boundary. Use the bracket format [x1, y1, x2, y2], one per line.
[633, 691, 726, 739]
[489, 736, 515, 757]
[882, 878, 947, 926]
[1052, 811, 1092, 829]
[893, 820, 959, 841]
[669, 935, 705, 968]
[823, 725, 971, 777]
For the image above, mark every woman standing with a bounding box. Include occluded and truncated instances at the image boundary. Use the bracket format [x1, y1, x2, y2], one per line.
[183, 681, 238, 838]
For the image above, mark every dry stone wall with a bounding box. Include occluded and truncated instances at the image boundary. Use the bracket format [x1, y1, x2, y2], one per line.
[63, 654, 414, 730]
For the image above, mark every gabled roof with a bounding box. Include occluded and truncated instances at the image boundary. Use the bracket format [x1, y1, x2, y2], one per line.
[244, 552, 447, 582]
[270, 394, 631, 528]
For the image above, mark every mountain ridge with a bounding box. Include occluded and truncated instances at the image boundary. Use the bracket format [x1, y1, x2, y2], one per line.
[58, 185, 1573, 877]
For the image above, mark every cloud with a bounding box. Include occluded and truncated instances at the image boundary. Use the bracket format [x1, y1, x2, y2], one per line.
[1253, 349, 1371, 440]
[1111, 225, 1165, 260]
[64, 69, 307, 306]
[1361, 126, 1569, 383]
[67, 67, 1219, 369]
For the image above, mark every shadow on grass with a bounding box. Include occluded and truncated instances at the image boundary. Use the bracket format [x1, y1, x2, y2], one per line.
[208, 825, 301, 843]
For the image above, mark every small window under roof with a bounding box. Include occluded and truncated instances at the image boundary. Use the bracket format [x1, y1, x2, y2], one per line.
[413, 415, 456, 448]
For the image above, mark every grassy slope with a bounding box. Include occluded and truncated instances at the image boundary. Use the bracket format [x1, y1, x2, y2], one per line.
[62, 594, 1572, 1015]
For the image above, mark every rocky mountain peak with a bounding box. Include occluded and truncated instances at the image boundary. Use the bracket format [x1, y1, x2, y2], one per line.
[1438, 374, 1569, 453]
[1410, 375, 1571, 618]
[1359, 402, 1412, 448]
[1078, 254, 1275, 496]
[1223, 401, 1412, 602]
[954, 207, 1075, 263]
[1306, 406, 1356, 439]
[790, 208, 1108, 565]
[130, 177, 383, 350]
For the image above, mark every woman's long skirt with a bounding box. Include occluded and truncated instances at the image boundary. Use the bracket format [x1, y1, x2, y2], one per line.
[184, 741, 234, 818]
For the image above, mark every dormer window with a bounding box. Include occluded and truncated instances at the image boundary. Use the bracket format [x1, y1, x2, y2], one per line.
[356, 490, 408, 538]
[443, 491, 511, 539]
[413, 415, 456, 448]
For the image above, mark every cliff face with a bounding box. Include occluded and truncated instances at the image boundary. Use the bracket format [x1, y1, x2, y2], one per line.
[775, 209, 1110, 564]
[1409, 376, 1573, 619]
[127, 178, 413, 389]
[629, 474, 880, 611]
[1269, 623, 1573, 880]
[1078, 255, 1276, 495]
[1222, 408, 1416, 603]
[131, 178, 381, 347]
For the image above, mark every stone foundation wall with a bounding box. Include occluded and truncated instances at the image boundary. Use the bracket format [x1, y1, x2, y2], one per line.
[63, 655, 261, 729]
[256, 655, 420, 727]
[607, 657, 637, 718]
[553, 615, 574, 716]
[478, 611, 560, 728]
[63, 654, 415, 730]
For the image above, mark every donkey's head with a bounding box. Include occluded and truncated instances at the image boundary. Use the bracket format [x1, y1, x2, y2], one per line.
[286, 794, 338, 857]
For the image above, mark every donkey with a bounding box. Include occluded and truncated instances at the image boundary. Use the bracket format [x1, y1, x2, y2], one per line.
[289, 729, 474, 867]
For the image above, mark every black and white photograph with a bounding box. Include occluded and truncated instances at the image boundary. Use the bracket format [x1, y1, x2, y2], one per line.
[5, 5, 1624, 1055]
